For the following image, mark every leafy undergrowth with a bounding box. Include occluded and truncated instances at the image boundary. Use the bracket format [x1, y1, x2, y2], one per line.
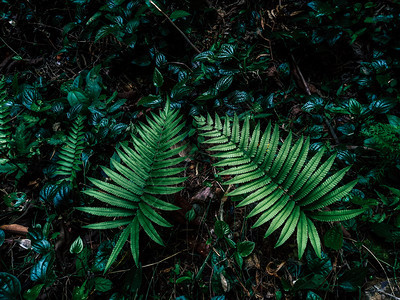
[1, 0, 400, 299]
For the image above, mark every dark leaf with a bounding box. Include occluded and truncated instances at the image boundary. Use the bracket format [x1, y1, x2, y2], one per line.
[30, 253, 54, 282]
[94, 277, 113, 292]
[193, 51, 214, 62]
[217, 44, 235, 60]
[323, 224, 343, 250]
[216, 76, 233, 92]
[337, 123, 355, 136]
[23, 284, 44, 300]
[0, 273, 21, 300]
[369, 99, 396, 114]
[31, 239, 51, 254]
[92, 241, 113, 272]
[215, 221, 230, 239]
[0, 230, 4, 247]
[70, 236, 84, 254]
[237, 241, 255, 257]
[170, 10, 190, 19]
[153, 68, 164, 88]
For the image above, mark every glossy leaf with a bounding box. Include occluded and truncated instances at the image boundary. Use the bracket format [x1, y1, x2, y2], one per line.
[0, 230, 4, 247]
[30, 253, 53, 282]
[323, 224, 343, 250]
[70, 236, 84, 254]
[170, 10, 190, 19]
[215, 220, 230, 239]
[0, 273, 21, 300]
[94, 277, 113, 292]
[237, 241, 255, 257]
[153, 68, 164, 88]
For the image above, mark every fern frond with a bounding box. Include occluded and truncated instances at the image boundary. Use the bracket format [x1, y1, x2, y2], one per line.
[78, 103, 187, 272]
[196, 114, 364, 258]
[309, 209, 366, 222]
[54, 115, 86, 186]
[0, 76, 12, 155]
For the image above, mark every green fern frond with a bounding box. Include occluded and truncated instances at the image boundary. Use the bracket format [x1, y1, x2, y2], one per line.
[77, 103, 186, 272]
[0, 76, 12, 155]
[196, 114, 364, 258]
[54, 115, 86, 186]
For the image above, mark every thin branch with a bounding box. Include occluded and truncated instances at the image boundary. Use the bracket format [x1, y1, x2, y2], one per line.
[290, 54, 340, 144]
[142, 249, 188, 268]
[149, 1, 201, 54]
[0, 36, 21, 57]
[345, 237, 399, 297]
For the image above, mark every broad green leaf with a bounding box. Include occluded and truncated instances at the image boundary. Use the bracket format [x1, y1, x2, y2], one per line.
[30, 253, 54, 282]
[72, 280, 88, 300]
[0, 272, 21, 300]
[215, 220, 230, 239]
[67, 90, 88, 107]
[23, 284, 44, 300]
[217, 44, 235, 59]
[387, 114, 400, 127]
[92, 241, 113, 272]
[170, 10, 190, 19]
[70, 236, 84, 254]
[216, 76, 233, 92]
[323, 224, 343, 250]
[94, 277, 113, 292]
[153, 68, 164, 88]
[0, 230, 4, 247]
[237, 241, 255, 257]
[31, 239, 51, 254]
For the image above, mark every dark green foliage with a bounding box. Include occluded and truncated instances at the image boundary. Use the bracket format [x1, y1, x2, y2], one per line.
[363, 122, 400, 156]
[2, 0, 400, 298]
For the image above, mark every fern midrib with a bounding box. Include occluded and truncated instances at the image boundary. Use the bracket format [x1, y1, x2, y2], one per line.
[220, 129, 299, 202]
[143, 112, 174, 193]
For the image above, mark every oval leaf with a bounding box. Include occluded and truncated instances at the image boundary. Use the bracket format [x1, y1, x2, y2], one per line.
[0, 272, 21, 300]
[94, 277, 113, 292]
[70, 236, 84, 254]
[153, 68, 164, 88]
[170, 10, 190, 19]
[323, 224, 343, 250]
[237, 241, 255, 257]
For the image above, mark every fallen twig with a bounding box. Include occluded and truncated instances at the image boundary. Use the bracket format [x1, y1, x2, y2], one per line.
[345, 237, 399, 297]
[290, 54, 340, 144]
[149, 1, 201, 54]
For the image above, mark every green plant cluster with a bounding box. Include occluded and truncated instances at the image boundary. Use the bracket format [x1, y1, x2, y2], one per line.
[1, 0, 400, 299]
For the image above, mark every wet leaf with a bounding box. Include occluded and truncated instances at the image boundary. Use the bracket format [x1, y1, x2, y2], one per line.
[323, 224, 343, 250]
[70, 236, 84, 254]
[153, 68, 164, 88]
[30, 253, 53, 282]
[237, 241, 255, 257]
[170, 10, 190, 19]
[215, 221, 230, 239]
[0, 273, 21, 300]
[94, 277, 113, 292]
